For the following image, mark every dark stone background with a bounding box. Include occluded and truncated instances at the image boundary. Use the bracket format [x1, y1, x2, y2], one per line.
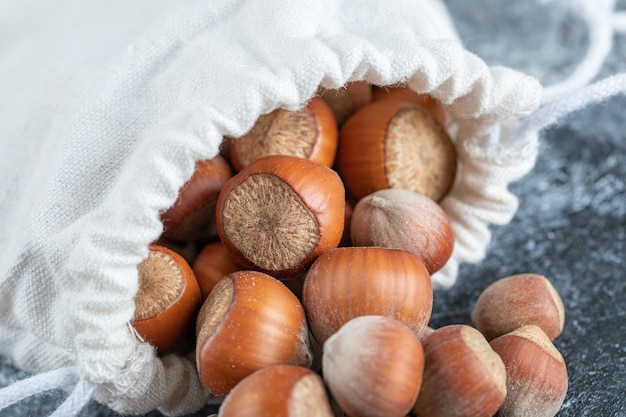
[1, 1, 624, 416]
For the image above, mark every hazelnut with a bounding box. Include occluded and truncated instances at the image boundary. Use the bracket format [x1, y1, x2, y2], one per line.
[323, 316, 424, 417]
[350, 188, 454, 274]
[191, 241, 242, 301]
[371, 85, 446, 125]
[131, 244, 201, 352]
[336, 100, 456, 202]
[412, 324, 507, 417]
[160, 155, 232, 242]
[490, 325, 568, 417]
[229, 97, 338, 171]
[471, 273, 565, 341]
[319, 81, 372, 125]
[302, 246, 433, 345]
[195, 270, 312, 397]
[219, 365, 333, 416]
[216, 154, 345, 277]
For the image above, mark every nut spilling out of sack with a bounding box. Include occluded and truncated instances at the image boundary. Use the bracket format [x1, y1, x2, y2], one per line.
[134, 83, 568, 416]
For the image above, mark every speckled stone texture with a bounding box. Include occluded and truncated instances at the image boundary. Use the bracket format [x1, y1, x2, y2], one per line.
[1, 1, 625, 416]
[433, 1, 626, 416]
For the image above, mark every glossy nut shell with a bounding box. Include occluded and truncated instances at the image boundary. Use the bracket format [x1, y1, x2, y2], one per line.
[336, 99, 456, 202]
[131, 244, 201, 352]
[490, 325, 568, 417]
[216, 155, 345, 277]
[302, 246, 433, 345]
[371, 85, 446, 125]
[412, 325, 507, 417]
[219, 365, 333, 417]
[160, 155, 232, 242]
[230, 97, 338, 171]
[196, 270, 313, 397]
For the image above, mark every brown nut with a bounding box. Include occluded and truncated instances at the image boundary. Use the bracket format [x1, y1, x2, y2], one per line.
[219, 365, 332, 417]
[471, 273, 565, 341]
[350, 188, 454, 274]
[160, 155, 232, 242]
[319, 81, 372, 125]
[412, 324, 507, 417]
[230, 97, 338, 171]
[191, 241, 242, 302]
[490, 325, 568, 417]
[371, 85, 446, 125]
[323, 316, 424, 417]
[336, 100, 456, 202]
[195, 270, 312, 398]
[216, 154, 345, 277]
[131, 244, 201, 352]
[302, 246, 433, 346]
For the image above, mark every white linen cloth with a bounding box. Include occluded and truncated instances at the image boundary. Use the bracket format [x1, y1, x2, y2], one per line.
[0, 0, 542, 414]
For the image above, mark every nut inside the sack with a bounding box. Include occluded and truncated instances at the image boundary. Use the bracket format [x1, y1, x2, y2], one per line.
[135, 83, 568, 416]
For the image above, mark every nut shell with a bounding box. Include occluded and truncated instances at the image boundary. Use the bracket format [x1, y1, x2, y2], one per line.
[302, 246, 432, 345]
[412, 325, 507, 417]
[471, 274, 565, 340]
[192, 241, 242, 301]
[323, 316, 424, 417]
[216, 155, 345, 277]
[350, 188, 454, 274]
[490, 325, 568, 417]
[131, 244, 201, 352]
[219, 365, 333, 417]
[230, 97, 338, 171]
[196, 270, 312, 397]
[371, 85, 446, 125]
[336, 100, 456, 202]
[160, 155, 232, 242]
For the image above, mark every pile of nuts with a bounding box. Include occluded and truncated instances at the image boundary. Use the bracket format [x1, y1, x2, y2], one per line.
[132, 83, 568, 417]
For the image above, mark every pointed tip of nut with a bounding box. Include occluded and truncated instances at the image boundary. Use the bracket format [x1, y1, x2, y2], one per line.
[291, 372, 335, 416]
[460, 325, 507, 396]
[507, 324, 565, 363]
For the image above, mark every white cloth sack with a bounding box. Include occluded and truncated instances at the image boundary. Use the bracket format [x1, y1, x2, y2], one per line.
[0, 0, 543, 415]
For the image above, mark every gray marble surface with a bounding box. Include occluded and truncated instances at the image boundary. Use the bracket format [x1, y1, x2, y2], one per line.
[1, 1, 625, 416]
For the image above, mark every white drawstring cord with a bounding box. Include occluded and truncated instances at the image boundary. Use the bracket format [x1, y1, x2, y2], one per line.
[0, 367, 78, 408]
[505, 1, 625, 150]
[541, 0, 617, 102]
[507, 72, 626, 149]
[49, 378, 97, 417]
[0, 366, 96, 417]
[613, 11, 626, 32]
